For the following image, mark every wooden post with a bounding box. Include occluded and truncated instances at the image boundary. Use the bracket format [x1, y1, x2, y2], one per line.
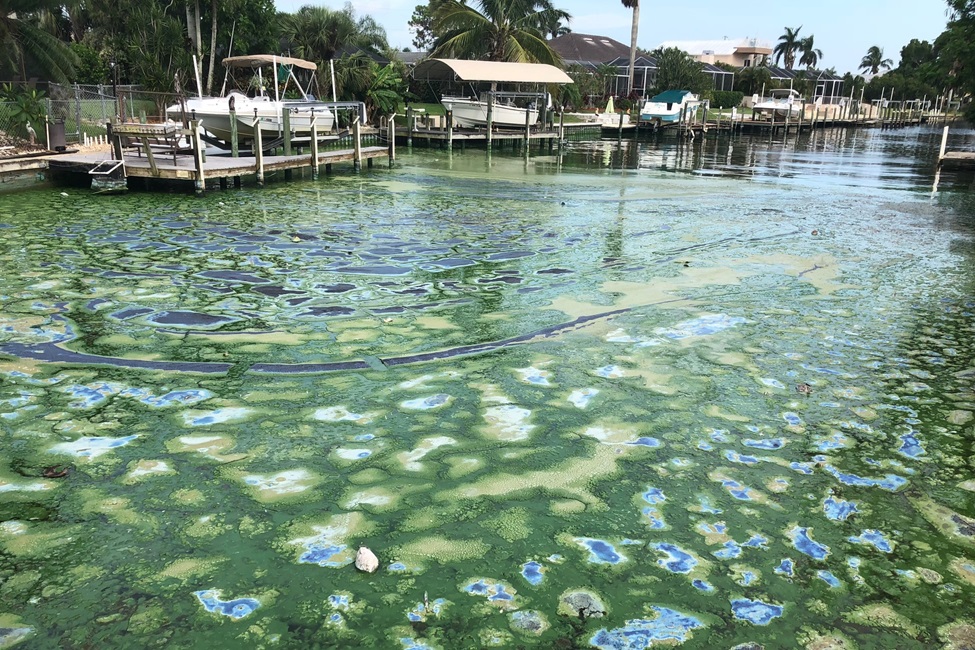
[939, 125, 949, 161]
[229, 108, 239, 158]
[797, 104, 804, 132]
[139, 109, 146, 124]
[353, 116, 362, 171]
[486, 82, 496, 151]
[540, 94, 548, 135]
[109, 120, 122, 161]
[618, 110, 624, 139]
[406, 106, 414, 147]
[387, 114, 396, 163]
[310, 111, 319, 180]
[254, 117, 264, 187]
[282, 107, 292, 156]
[45, 114, 50, 151]
[558, 110, 565, 146]
[191, 119, 205, 196]
[524, 107, 531, 149]
[446, 109, 453, 151]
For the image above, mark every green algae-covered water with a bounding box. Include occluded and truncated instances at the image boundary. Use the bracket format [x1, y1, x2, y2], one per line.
[1, 126, 975, 649]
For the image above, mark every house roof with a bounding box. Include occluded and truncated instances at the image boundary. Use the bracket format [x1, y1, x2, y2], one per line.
[659, 38, 773, 56]
[412, 59, 573, 84]
[395, 51, 429, 66]
[548, 33, 630, 64]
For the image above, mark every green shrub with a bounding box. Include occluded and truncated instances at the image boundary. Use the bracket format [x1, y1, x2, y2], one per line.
[710, 90, 744, 108]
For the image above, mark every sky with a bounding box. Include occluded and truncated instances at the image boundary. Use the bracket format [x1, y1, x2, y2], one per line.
[273, 0, 950, 75]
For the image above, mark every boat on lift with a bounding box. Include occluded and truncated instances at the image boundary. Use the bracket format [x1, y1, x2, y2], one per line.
[440, 91, 546, 129]
[753, 88, 802, 119]
[167, 55, 337, 144]
[640, 90, 700, 124]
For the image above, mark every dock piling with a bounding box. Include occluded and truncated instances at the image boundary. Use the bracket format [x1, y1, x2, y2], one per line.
[939, 125, 950, 161]
[254, 117, 265, 187]
[283, 108, 293, 181]
[229, 108, 239, 158]
[406, 106, 414, 147]
[446, 110, 453, 152]
[191, 120, 205, 196]
[387, 115, 396, 163]
[310, 111, 319, 180]
[353, 117, 362, 172]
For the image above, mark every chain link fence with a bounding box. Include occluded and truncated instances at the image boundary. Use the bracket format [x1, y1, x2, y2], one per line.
[0, 83, 183, 147]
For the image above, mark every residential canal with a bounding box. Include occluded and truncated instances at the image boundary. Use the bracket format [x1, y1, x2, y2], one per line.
[1, 125, 973, 648]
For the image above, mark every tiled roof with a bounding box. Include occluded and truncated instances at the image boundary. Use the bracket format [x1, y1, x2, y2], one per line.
[548, 33, 631, 64]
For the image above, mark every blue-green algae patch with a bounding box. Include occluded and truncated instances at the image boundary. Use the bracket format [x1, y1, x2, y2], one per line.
[1, 132, 975, 648]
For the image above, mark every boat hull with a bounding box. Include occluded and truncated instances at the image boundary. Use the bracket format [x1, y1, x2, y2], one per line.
[640, 100, 698, 124]
[753, 103, 801, 119]
[440, 97, 538, 129]
[166, 93, 336, 142]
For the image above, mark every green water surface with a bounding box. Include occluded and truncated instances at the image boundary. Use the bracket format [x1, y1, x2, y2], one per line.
[1, 127, 974, 649]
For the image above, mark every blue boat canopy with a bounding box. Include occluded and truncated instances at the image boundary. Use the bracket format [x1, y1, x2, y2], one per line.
[649, 90, 694, 103]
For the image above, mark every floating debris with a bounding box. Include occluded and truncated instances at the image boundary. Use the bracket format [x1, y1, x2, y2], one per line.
[355, 546, 379, 572]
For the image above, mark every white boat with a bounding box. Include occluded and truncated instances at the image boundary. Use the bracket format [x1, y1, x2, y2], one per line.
[640, 90, 699, 124]
[440, 95, 540, 129]
[753, 89, 802, 119]
[167, 55, 335, 143]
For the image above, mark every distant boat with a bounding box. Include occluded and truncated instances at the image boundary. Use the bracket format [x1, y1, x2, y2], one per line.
[753, 89, 802, 119]
[440, 94, 540, 129]
[640, 90, 699, 124]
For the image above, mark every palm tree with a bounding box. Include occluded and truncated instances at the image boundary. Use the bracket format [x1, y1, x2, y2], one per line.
[773, 26, 802, 69]
[282, 5, 388, 63]
[431, 0, 569, 65]
[859, 45, 892, 75]
[0, 0, 78, 82]
[798, 35, 822, 69]
[621, 0, 639, 95]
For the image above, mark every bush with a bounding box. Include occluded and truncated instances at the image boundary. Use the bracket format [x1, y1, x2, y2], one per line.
[710, 90, 744, 108]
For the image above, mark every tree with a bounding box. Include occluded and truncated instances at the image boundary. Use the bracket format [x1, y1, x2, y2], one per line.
[282, 5, 388, 63]
[409, 1, 446, 51]
[897, 39, 934, 72]
[859, 45, 892, 75]
[621, 0, 639, 94]
[0, 0, 79, 82]
[540, 7, 570, 37]
[431, 0, 569, 65]
[773, 26, 802, 69]
[736, 65, 771, 96]
[653, 47, 708, 94]
[798, 35, 822, 69]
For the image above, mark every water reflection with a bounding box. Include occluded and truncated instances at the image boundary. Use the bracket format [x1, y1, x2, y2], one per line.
[533, 124, 975, 192]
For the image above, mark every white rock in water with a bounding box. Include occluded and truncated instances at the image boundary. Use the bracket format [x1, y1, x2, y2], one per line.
[355, 546, 379, 573]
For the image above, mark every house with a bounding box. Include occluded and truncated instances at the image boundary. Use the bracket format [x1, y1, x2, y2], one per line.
[658, 38, 772, 68]
[548, 33, 734, 97]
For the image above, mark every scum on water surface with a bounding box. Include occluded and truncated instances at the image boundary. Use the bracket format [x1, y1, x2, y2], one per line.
[1, 128, 975, 649]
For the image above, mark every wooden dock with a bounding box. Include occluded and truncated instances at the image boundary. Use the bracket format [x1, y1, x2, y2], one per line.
[42, 118, 393, 194]
[49, 147, 389, 184]
[936, 126, 975, 169]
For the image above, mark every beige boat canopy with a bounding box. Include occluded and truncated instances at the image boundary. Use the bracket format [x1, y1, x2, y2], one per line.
[413, 58, 572, 84]
[222, 55, 317, 71]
